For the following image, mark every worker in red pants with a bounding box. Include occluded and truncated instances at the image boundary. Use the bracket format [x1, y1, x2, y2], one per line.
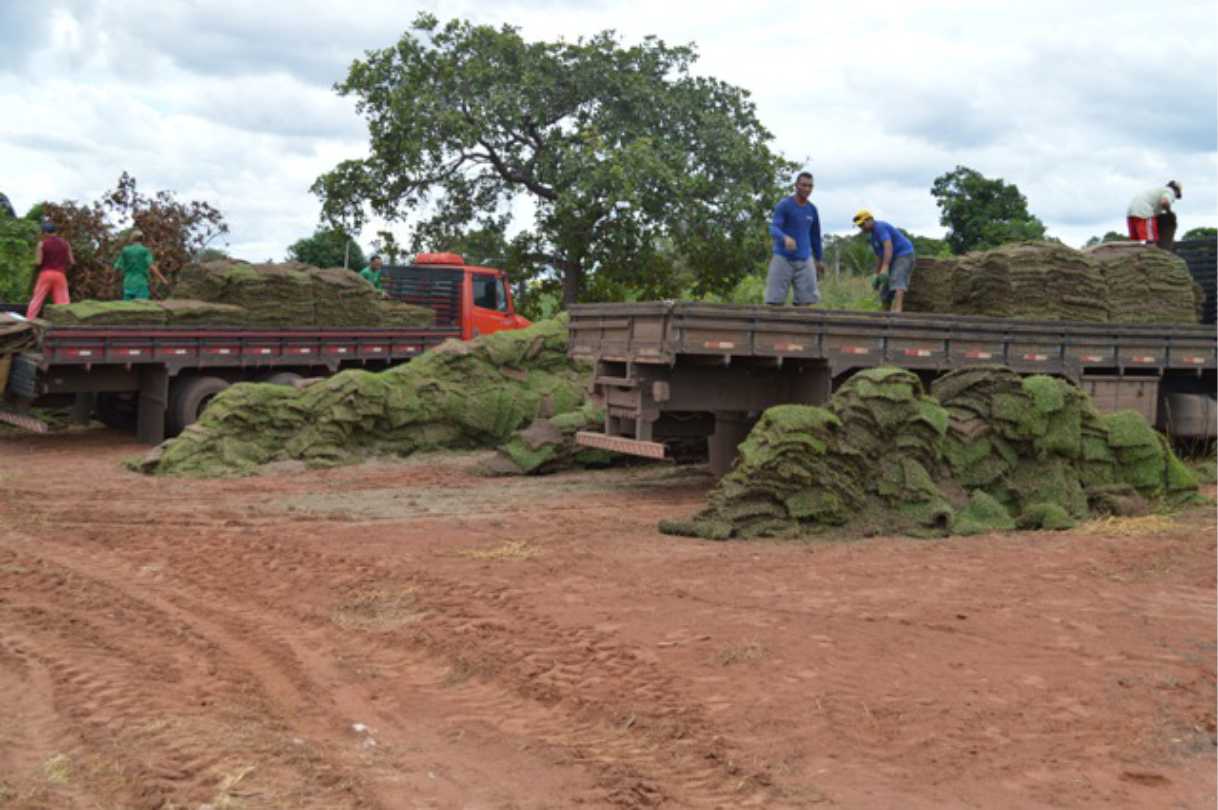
[1125, 181, 1181, 244]
[26, 221, 75, 320]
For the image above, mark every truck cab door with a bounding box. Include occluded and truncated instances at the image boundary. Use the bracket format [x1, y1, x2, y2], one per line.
[470, 272, 522, 336]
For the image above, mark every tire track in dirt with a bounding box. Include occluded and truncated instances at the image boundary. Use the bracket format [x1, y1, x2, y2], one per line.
[0, 542, 385, 810]
[44, 526, 809, 808]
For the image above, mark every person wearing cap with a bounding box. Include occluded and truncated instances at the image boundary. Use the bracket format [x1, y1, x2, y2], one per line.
[359, 254, 385, 291]
[113, 229, 168, 300]
[1126, 181, 1181, 244]
[854, 210, 915, 314]
[26, 222, 74, 319]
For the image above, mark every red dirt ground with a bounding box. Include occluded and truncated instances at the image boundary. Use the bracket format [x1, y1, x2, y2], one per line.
[1, 428, 1214, 809]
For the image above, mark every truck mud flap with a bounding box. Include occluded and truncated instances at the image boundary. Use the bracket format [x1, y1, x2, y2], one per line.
[4, 353, 40, 400]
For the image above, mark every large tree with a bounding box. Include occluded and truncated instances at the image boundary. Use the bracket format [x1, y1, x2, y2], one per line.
[287, 227, 366, 269]
[312, 14, 791, 304]
[930, 166, 1046, 254]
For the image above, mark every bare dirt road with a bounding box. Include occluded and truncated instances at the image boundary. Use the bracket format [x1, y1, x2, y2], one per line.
[1, 428, 1214, 809]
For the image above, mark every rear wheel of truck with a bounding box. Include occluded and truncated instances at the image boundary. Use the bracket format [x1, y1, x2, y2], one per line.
[168, 375, 229, 435]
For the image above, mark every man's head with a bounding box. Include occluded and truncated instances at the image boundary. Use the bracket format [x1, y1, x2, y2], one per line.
[370, 255, 382, 269]
[130, 228, 144, 242]
[853, 209, 875, 233]
[1167, 180, 1182, 199]
[41, 221, 56, 234]
[794, 172, 814, 202]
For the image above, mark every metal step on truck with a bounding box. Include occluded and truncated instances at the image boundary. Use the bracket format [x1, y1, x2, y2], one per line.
[1, 253, 529, 443]
[569, 302, 1217, 476]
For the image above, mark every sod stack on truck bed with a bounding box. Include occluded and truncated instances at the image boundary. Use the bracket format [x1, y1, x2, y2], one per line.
[904, 241, 1200, 324]
[41, 260, 433, 328]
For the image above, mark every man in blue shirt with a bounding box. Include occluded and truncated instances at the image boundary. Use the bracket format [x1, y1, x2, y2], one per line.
[766, 172, 825, 305]
[854, 209, 915, 314]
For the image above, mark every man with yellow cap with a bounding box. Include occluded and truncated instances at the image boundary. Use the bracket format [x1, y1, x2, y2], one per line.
[854, 210, 915, 314]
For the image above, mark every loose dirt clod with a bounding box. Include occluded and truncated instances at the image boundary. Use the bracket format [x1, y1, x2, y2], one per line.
[139, 316, 589, 476]
[661, 365, 1200, 540]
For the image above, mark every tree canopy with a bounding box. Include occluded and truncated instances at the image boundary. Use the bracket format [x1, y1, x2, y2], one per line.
[26, 173, 228, 301]
[287, 228, 366, 269]
[1181, 226, 1216, 242]
[312, 14, 792, 303]
[1083, 231, 1129, 248]
[930, 166, 1046, 254]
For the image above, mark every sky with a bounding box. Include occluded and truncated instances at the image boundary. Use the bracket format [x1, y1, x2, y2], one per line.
[1, 0, 1215, 262]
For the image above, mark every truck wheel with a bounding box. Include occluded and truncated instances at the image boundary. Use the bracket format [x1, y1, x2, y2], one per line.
[262, 372, 303, 387]
[95, 392, 138, 431]
[168, 376, 229, 435]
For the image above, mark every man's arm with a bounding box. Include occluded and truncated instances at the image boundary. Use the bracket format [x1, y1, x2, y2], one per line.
[33, 241, 42, 268]
[150, 263, 168, 285]
[769, 201, 796, 251]
[877, 241, 893, 274]
[66, 244, 75, 266]
[810, 208, 823, 263]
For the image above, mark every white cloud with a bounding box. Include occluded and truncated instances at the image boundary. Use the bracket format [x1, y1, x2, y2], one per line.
[0, 0, 1214, 263]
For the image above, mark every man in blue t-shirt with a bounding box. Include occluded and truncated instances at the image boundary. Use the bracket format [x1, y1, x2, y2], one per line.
[854, 209, 915, 313]
[766, 172, 825, 306]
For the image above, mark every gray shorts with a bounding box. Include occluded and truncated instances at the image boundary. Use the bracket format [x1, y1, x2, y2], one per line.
[889, 253, 914, 292]
[765, 255, 820, 305]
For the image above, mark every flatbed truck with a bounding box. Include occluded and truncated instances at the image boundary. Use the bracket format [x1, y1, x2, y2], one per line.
[2, 253, 529, 443]
[569, 303, 1217, 475]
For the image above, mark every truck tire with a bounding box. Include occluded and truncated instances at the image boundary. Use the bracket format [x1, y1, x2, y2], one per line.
[262, 372, 303, 387]
[168, 376, 229, 435]
[95, 392, 138, 431]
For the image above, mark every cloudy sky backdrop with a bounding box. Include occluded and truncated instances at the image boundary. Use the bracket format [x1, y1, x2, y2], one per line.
[2, 0, 1215, 261]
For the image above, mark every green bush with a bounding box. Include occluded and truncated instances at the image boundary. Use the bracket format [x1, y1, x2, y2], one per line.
[0, 218, 38, 303]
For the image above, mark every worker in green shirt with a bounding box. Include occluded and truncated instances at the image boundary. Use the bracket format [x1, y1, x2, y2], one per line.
[359, 255, 384, 291]
[113, 229, 168, 300]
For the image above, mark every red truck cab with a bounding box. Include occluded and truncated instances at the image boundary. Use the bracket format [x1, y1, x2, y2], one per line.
[396, 253, 530, 340]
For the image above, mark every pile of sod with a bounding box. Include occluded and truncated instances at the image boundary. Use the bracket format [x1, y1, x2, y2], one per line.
[1086, 243, 1204, 324]
[1, 312, 41, 353]
[138, 316, 590, 476]
[904, 241, 1199, 324]
[40, 263, 434, 328]
[659, 368, 954, 539]
[660, 365, 1200, 540]
[480, 401, 618, 475]
[950, 242, 1109, 322]
[903, 257, 954, 313]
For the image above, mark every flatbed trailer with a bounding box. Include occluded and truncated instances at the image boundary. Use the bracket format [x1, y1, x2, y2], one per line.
[569, 303, 1218, 474]
[4, 324, 457, 443]
[1, 253, 532, 444]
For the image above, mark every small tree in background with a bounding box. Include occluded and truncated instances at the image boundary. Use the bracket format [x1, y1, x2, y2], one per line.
[931, 165, 1046, 254]
[1083, 231, 1129, 247]
[287, 227, 366, 269]
[1181, 226, 1216, 242]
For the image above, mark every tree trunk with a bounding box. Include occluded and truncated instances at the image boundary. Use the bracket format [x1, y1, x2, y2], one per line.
[561, 261, 581, 306]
